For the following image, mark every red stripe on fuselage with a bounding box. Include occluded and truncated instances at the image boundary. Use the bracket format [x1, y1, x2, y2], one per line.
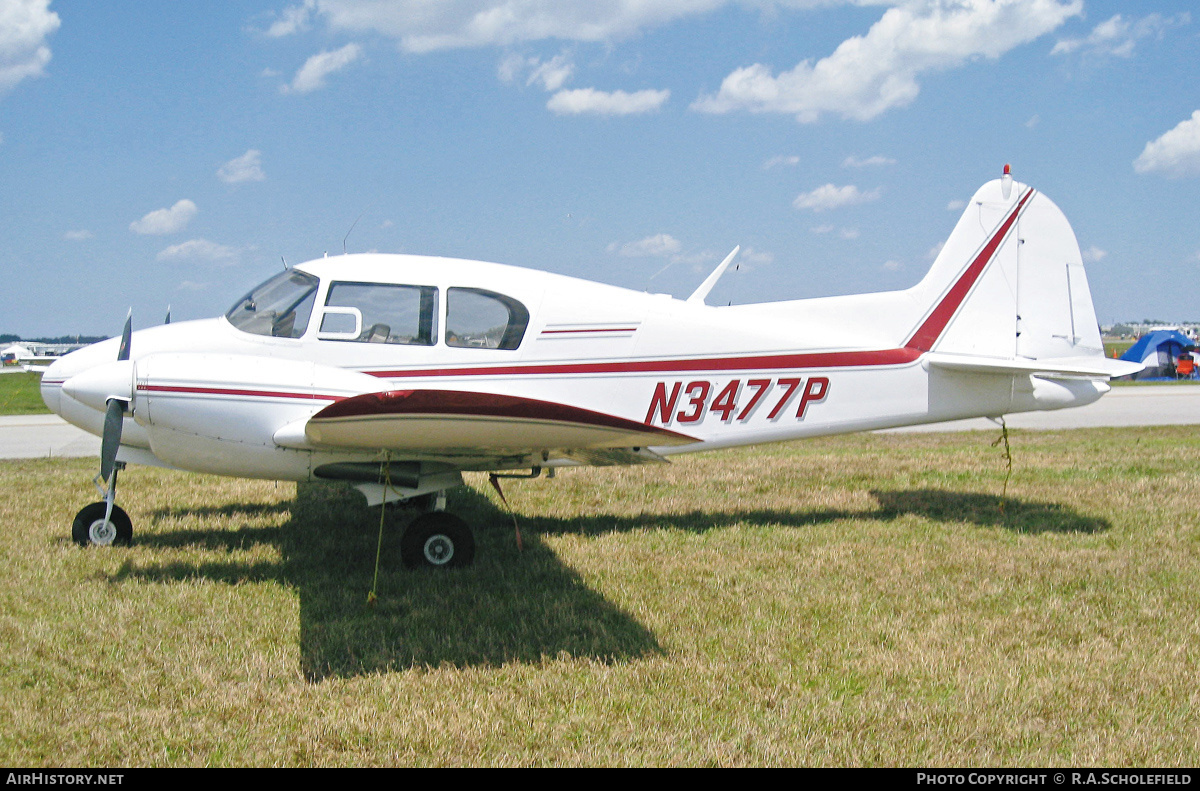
[540, 328, 638, 335]
[364, 347, 922, 380]
[137, 384, 345, 401]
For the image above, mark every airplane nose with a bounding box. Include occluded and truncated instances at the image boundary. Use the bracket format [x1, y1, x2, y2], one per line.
[41, 358, 66, 414]
[61, 360, 135, 412]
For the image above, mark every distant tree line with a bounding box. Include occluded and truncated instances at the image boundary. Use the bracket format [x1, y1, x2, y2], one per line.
[0, 333, 108, 344]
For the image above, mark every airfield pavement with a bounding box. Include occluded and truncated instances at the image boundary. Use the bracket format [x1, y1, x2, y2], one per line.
[1, 383, 1199, 460]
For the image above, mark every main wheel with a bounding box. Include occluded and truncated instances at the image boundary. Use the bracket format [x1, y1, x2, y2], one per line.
[401, 512, 475, 569]
[71, 502, 133, 547]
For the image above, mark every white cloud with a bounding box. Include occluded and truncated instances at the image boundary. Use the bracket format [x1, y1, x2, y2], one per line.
[793, 184, 881, 211]
[839, 228, 860, 240]
[739, 247, 774, 267]
[266, 1, 316, 37]
[810, 224, 834, 234]
[763, 155, 800, 169]
[0, 0, 60, 95]
[547, 87, 669, 116]
[311, 0, 734, 53]
[946, 199, 967, 211]
[500, 52, 575, 91]
[63, 229, 93, 241]
[1081, 246, 1107, 263]
[1134, 110, 1200, 178]
[156, 239, 239, 265]
[692, 0, 1081, 122]
[218, 149, 266, 184]
[611, 233, 682, 258]
[283, 43, 362, 94]
[1051, 13, 1189, 58]
[882, 259, 902, 271]
[842, 155, 895, 168]
[130, 200, 198, 235]
[497, 52, 524, 83]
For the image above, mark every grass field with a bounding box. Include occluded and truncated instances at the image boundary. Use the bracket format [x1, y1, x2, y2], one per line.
[1103, 340, 1136, 360]
[0, 372, 48, 415]
[2, 427, 1199, 766]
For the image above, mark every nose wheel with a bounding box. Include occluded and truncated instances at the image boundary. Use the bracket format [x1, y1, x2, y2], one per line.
[72, 502, 133, 546]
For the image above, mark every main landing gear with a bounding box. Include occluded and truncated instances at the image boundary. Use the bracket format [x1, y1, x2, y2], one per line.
[401, 511, 475, 569]
[388, 489, 474, 570]
[391, 467, 538, 570]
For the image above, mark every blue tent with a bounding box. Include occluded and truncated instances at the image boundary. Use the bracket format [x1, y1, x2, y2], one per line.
[1120, 330, 1195, 379]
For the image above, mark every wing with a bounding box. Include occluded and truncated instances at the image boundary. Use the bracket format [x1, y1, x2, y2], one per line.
[275, 388, 698, 468]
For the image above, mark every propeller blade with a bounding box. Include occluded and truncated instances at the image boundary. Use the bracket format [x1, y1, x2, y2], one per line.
[117, 312, 132, 361]
[100, 399, 125, 482]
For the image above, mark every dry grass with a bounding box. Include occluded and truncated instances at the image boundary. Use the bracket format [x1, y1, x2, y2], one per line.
[2, 427, 1199, 766]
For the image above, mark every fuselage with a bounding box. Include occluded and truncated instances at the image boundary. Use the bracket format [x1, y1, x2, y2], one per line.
[40, 245, 1108, 484]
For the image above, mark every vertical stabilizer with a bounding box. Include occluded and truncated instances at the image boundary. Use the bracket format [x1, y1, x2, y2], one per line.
[904, 173, 1104, 365]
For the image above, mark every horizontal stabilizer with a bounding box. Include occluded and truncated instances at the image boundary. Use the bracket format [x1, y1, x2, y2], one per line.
[925, 352, 1144, 379]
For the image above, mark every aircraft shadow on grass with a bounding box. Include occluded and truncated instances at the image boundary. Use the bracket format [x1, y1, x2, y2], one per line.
[120, 483, 665, 680]
[517, 487, 1110, 537]
[113, 481, 1107, 679]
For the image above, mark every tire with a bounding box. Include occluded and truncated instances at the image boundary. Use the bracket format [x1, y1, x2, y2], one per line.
[401, 512, 475, 569]
[71, 502, 133, 547]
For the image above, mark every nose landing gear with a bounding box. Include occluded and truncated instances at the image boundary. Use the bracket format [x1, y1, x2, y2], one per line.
[72, 462, 132, 547]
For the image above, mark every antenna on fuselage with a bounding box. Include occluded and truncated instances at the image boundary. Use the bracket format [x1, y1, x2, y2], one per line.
[687, 246, 740, 306]
[343, 210, 366, 255]
[281, 255, 289, 270]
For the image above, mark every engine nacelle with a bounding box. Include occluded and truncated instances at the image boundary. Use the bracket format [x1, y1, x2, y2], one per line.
[132, 353, 383, 479]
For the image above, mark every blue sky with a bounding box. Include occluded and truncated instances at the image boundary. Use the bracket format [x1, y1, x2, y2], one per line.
[2, 0, 1198, 336]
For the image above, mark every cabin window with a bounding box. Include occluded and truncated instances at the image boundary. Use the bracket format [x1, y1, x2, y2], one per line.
[318, 282, 438, 345]
[226, 270, 319, 339]
[445, 288, 529, 350]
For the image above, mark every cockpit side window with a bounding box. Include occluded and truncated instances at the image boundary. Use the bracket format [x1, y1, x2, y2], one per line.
[318, 282, 438, 345]
[445, 288, 529, 350]
[226, 270, 319, 338]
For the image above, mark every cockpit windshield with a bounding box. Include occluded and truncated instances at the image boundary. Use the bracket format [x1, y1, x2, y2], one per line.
[225, 269, 319, 338]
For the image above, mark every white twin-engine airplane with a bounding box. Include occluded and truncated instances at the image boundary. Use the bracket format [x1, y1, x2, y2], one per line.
[42, 168, 1140, 567]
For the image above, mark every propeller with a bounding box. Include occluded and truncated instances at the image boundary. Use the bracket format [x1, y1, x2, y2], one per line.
[100, 313, 132, 483]
[100, 399, 125, 482]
